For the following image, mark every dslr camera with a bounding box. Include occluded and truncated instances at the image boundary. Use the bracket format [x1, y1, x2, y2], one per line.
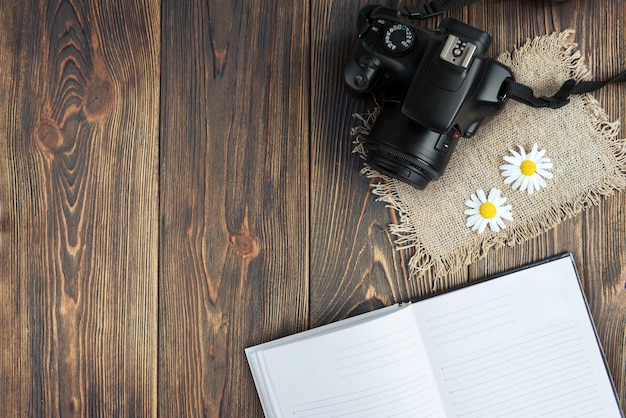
[344, 5, 514, 189]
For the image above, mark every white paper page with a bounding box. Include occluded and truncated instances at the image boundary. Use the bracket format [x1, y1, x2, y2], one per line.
[250, 304, 447, 418]
[412, 256, 622, 417]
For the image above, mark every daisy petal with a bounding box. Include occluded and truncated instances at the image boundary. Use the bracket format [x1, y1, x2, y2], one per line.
[500, 209, 513, 221]
[502, 156, 520, 165]
[467, 214, 482, 226]
[536, 149, 547, 159]
[535, 175, 547, 189]
[501, 170, 522, 178]
[536, 168, 553, 179]
[520, 176, 530, 192]
[477, 219, 488, 234]
[503, 175, 517, 185]
[466, 198, 477, 208]
[509, 148, 522, 160]
[512, 175, 524, 190]
[500, 163, 519, 171]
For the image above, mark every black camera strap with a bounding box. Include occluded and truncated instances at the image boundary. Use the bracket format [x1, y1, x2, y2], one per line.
[504, 72, 626, 109]
[402, 0, 480, 19]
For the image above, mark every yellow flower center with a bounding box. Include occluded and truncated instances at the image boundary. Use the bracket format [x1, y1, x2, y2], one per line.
[520, 159, 537, 176]
[479, 202, 497, 219]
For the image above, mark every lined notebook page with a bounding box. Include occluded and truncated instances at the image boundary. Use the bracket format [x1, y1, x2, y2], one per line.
[250, 305, 446, 418]
[412, 256, 622, 417]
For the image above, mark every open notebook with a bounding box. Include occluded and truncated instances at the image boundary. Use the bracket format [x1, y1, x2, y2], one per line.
[245, 254, 623, 417]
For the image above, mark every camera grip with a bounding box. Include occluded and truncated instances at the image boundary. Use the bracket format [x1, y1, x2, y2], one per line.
[344, 55, 383, 92]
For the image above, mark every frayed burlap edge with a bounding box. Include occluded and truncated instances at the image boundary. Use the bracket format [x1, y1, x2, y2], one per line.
[352, 31, 626, 280]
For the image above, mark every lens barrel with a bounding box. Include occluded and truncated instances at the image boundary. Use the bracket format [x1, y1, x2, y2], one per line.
[364, 102, 459, 189]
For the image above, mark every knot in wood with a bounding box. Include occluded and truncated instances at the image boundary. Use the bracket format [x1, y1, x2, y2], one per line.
[84, 80, 113, 118]
[36, 121, 63, 152]
[230, 232, 259, 259]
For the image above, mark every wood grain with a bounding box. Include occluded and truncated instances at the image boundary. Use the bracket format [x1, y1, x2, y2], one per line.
[159, 0, 309, 415]
[0, 0, 160, 415]
[1, 0, 624, 416]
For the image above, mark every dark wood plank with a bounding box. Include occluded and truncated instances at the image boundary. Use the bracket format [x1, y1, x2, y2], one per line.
[0, 3, 22, 413]
[0, 0, 160, 415]
[159, 0, 310, 415]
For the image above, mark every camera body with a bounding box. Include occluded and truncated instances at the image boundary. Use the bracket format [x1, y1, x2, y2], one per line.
[344, 6, 514, 189]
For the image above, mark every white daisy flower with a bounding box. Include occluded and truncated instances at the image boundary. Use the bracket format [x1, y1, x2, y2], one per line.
[500, 143, 553, 194]
[465, 188, 513, 234]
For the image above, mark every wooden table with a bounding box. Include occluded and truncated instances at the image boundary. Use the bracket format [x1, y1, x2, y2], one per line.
[1, 0, 624, 416]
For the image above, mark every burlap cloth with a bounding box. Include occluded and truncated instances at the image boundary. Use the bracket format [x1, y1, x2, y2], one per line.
[353, 31, 626, 279]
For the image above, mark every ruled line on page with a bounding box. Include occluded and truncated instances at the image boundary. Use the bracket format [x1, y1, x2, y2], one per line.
[273, 309, 447, 417]
[337, 349, 422, 378]
[311, 385, 437, 418]
[425, 295, 509, 322]
[443, 336, 585, 384]
[434, 319, 612, 417]
[431, 319, 517, 347]
[334, 343, 418, 371]
[327, 322, 424, 379]
[329, 326, 413, 353]
[441, 327, 588, 390]
[442, 330, 585, 383]
[332, 336, 417, 362]
[429, 314, 515, 340]
[290, 372, 418, 409]
[446, 349, 592, 395]
[459, 381, 601, 417]
[290, 373, 441, 418]
[427, 303, 512, 331]
[549, 397, 607, 418]
[451, 368, 594, 404]
[439, 322, 581, 372]
[437, 320, 580, 368]
[424, 294, 516, 347]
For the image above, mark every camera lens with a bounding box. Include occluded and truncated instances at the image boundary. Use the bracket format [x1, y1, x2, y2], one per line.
[363, 102, 459, 189]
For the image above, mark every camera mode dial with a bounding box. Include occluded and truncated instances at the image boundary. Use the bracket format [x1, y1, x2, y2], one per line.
[383, 23, 415, 56]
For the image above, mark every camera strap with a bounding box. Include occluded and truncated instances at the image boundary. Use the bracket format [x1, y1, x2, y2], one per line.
[402, 0, 480, 19]
[504, 71, 626, 109]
